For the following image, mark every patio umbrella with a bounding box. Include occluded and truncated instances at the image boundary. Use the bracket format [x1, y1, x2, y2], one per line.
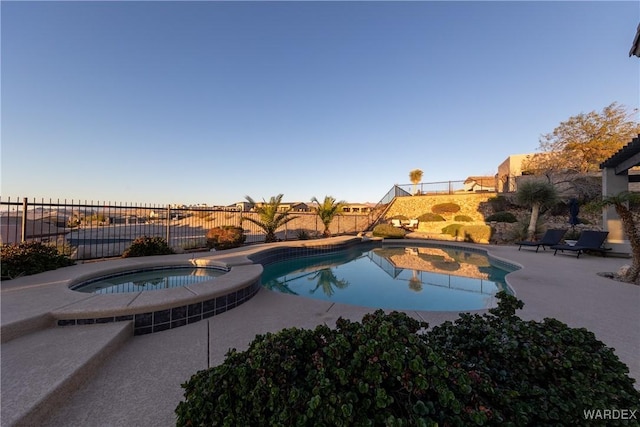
[568, 198, 580, 226]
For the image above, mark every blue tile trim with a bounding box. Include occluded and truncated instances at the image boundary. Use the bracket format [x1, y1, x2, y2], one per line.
[56, 278, 261, 335]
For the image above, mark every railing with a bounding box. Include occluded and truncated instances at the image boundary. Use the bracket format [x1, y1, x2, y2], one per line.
[395, 180, 468, 196]
[0, 197, 373, 261]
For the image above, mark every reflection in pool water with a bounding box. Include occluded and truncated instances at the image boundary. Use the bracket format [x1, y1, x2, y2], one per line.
[262, 245, 516, 311]
[72, 267, 226, 294]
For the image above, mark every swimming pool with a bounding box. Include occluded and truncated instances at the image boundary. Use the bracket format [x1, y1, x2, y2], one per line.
[261, 244, 517, 311]
[71, 267, 226, 294]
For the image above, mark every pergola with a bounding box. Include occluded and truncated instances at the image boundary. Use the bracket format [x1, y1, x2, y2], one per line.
[599, 135, 640, 253]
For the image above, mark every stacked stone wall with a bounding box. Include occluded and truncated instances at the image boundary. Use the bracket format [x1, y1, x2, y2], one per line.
[385, 193, 497, 223]
[383, 193, 497, 239]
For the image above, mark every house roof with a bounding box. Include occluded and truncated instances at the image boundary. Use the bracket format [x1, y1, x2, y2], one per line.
[600, 135, 640, 173]
[630, 23, 640, 57]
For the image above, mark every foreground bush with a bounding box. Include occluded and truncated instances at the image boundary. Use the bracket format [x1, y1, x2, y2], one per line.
[429, 295, 640, 426]
[177, 311, 485, 426]
[176, 293, 639, 426]
[372, 223, 406, 238]
[122, 236, 174, 258]
[1, 241, 75, 279]
[206, 226, 246, 250]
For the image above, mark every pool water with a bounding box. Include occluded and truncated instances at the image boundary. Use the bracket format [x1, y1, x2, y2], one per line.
[72, 267, 226, 294]
[262, 245, 515, 311]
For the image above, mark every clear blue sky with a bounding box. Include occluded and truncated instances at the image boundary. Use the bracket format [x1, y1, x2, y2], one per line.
[2, 1, 638, 206]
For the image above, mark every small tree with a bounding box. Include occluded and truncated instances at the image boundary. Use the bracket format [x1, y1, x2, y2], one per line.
[311, 196, 346, 238]
[590, 192, 640, 285]
[516, 180, 558, 240]
[524, 103, 640, 174]
[409, 169, 423, 195]
[242, 194, 298, 243]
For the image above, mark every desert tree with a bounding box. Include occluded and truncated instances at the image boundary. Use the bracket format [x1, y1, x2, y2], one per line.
[516, 180, 559, 241]
[242, 194, 297, 243]
[523, 103, 640, 175]
[589, 192, 640, 285]
[311, 196, 346, 238]
[409, 169, 424, 195]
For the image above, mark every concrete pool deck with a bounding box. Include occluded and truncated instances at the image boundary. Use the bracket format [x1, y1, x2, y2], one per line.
[1, 236, 639, 426]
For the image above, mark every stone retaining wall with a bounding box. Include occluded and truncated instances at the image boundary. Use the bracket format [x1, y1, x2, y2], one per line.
[384, 193, 497, 223]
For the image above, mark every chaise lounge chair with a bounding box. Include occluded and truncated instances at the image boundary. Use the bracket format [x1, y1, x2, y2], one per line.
[550, 230, 611, 258]
[517, 229, 567, 252]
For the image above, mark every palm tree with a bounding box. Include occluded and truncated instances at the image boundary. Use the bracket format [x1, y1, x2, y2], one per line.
[242, 194, 298, 243]
[308, 269, 349, 296]
[311, 196, 346, 238]
[516, 180, 558, 241]
[590, 192, 640, 284]
[409, 169, 423, 195]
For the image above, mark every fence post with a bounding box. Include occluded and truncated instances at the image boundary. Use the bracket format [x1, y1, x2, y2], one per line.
[21, 197, 28, 243]
[166, 204, 171, 245]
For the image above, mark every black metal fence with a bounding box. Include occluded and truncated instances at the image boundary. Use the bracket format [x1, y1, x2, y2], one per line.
[394, 180, 469, 196]
[0, 197, 376, 261]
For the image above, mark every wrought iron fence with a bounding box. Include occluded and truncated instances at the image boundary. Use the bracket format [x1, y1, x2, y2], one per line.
[0, 197, 374, 261]
[394, 180, 468, 196]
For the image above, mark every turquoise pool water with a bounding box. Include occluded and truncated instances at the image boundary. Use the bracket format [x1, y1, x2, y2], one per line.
[72, 267, 226, 294]
[262, 245, 516, 311]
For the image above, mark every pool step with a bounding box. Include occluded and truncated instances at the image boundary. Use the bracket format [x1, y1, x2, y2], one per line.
[1, 322, 132, 427]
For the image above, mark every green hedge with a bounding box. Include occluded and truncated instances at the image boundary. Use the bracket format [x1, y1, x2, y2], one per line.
[372, 224, 407, 238]
[442, 223, 464, 236]
[442, 224, 491, 243]
[431, 203, 461, 214]
[176, 293, 640, 426]
[485, 211, 517, 223]
[417, 213, 446, 222]
[454, 214, 474, 222]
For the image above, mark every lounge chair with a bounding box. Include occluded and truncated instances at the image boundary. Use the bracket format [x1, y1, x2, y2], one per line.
[517, 229, 567, 252]
[405, 219, 419, 229]
[551, 230, 611, 258]
[391, 219, 403, 228]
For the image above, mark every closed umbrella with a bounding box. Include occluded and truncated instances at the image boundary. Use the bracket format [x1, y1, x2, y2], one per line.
[569, 198, 580, 226]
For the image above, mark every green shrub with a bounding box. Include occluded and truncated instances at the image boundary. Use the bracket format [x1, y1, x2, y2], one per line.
[206, 226, 246, 250]
[429, 292, 640, 426]
[443, 223, 491, 243]
[176, 293, 640, 426]
[431, 202, 461, 214]
[122, 236, 175, 258]
[487, 195, 510, 212]
[442, 223, 464, 236]
[485, 211, 517, 223]
[372, 224, 406, 238]
[454, 214, 474, 222]
[458, 224, 492, 243]
[417, 212, 446, 222]
[295, 229, 311, 240]
[1, 241, 75, 279]
[507, 216, 543, 242]
[176, 311, 485, 426]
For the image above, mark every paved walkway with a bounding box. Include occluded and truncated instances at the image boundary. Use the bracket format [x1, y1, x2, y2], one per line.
[2, 238, 639, 426]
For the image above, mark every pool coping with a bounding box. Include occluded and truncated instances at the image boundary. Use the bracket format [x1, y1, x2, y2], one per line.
[2, 236, 639, 426]
[1, 236, 371, 338]
[2, 236, 522, 338]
